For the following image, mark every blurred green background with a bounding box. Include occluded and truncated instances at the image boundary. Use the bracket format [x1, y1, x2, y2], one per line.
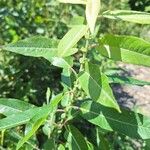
[0, 0, 150, 149]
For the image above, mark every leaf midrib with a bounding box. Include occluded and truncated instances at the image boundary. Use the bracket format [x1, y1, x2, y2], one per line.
[83, 71, 116, 105]
[3, 46, 56, 50]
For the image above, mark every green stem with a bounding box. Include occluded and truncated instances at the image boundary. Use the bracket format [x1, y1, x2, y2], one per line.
[55, 30, 91, 133]
[79, 39, 89, 72]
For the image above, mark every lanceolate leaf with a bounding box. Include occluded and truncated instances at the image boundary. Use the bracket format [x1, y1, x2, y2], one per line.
[108, 75, 150, 86]
[58, 0, 87, 5]
[97, 34, 150, 67]
[78, 62, 120, 112]
[86, 0, 100, 34]
[103, 10, 150, 24]
[1, 36, 58, 60]
[0, 98, 34, 116]
[1, 36, 78, 62]
[81, 100, 150, 139]
[66, 125, 88, 150]
[58, 25, 88, 57]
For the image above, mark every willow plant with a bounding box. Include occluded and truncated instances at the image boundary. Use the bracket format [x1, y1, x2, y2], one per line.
[0, 0, 150, 149]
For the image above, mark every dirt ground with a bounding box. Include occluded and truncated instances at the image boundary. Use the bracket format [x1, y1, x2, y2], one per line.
[113, 63, 150, 116]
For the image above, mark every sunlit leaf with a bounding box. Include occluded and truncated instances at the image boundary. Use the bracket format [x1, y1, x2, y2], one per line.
[103, 10, 150, 24]
[1, 36, 58, 60]
[58, 25, 88, 57]
[97, 34, 150, 67]
[1, 36, 78, 62]
[86, 0, 100, 34]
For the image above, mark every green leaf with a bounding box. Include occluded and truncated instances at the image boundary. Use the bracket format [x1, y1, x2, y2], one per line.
[86, 0, 100, 34]
[17, 93, 63, 150]
[80, 100, 150, 139]
[0, 98, 34, 116]
[68, 16, 85, 27]
[1, 36, 58, 61]
[51, 57, 73, 68]
[78, 62, 120, 112]
[103, 10, 150, 24]
[58, 0, 87, 5]
[61, 68, 76, 89]
[97, 34, 150, 67]
[59, 48, 78, 57]
[1, 36, 77, 63]
[66, 125, 88, 150]
[58, 144, 65, 150]
[108, 75, 150, 86]
[0, 107, 40, 131]
[58, 25, 88, 57]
